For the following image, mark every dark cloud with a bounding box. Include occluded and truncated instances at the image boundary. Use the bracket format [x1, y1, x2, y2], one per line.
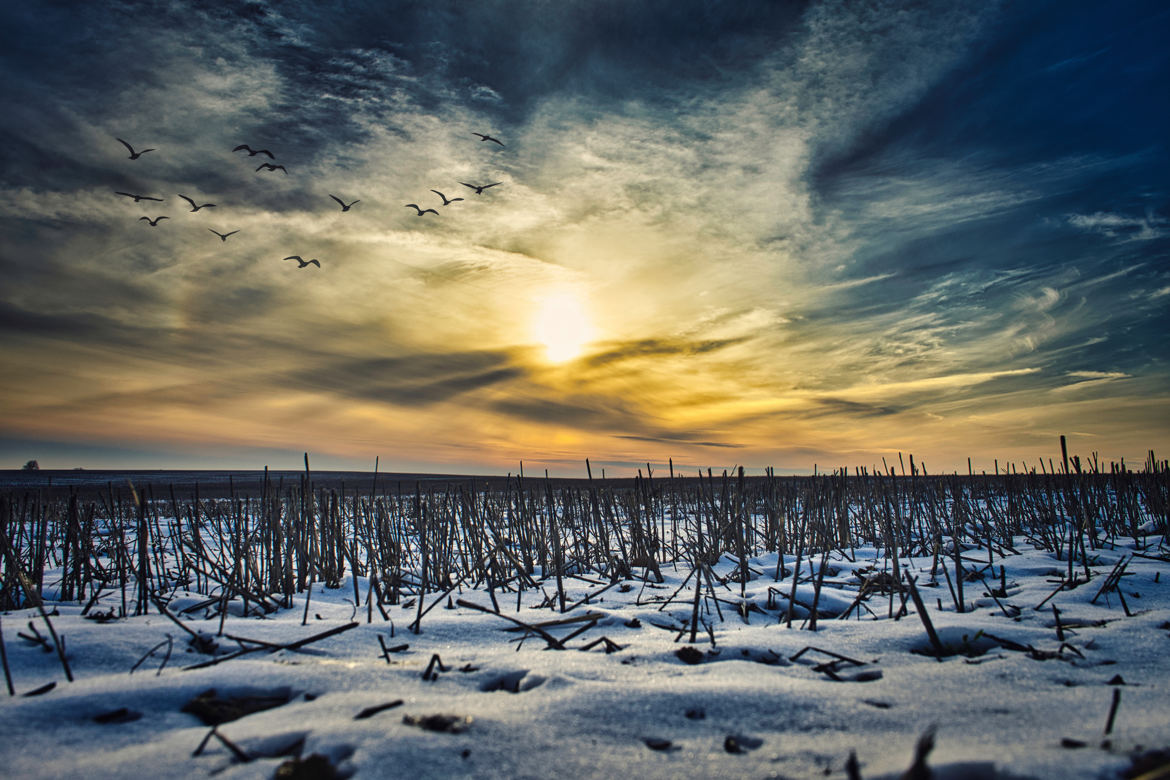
[285, 351, 526, 406]
[804, 398, 904, 419]
[28, 380, 254, 417]
[492, 395, 741, 450]
[583, 336, 749, 368]
[490, 395, 624, 429]
[0, 297, 161, 347]
[617, 435, 743, 449]
[247, 0, 810, 114]
[180, 283, 280, 327]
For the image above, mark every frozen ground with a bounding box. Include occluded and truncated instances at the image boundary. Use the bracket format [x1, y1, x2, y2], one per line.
[1, 537, 1167, 779]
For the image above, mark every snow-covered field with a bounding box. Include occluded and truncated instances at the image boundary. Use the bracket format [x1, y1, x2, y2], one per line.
[0, 476, 1168, 779]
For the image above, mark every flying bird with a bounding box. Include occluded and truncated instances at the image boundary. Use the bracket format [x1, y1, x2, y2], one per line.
[115, 191, 163, 202]
[283, 255, 321, 268]
[329, 194, 360, 211]
[208, 229, 239, 242]
[404, 204, 439, 216]
[139, 216, 168, 226]
[430, 190, 464, 206]
[472, 132, 504, 147]
[116, 138, 155, 159]
[459, 181, 501, 195]
[232, 144, 275, 158]
[256, 163, 288, 173]
[178, 194, 216, 212]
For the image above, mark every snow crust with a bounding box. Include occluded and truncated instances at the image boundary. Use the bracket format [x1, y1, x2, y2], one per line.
[1, 537, 1167, 779]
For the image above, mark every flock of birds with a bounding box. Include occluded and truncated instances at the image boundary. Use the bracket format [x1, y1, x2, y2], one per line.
[112, 133, 506, 270]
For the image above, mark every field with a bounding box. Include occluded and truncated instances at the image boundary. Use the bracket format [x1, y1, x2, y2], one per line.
[1, 451, 1168, 779]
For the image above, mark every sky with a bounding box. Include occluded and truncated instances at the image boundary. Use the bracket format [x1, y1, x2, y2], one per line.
[0, 0, 1167, 476]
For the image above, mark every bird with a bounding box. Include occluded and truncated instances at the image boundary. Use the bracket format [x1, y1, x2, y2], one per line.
[116, 138, 155, 159]
[208, 229, 239, 242]
[178, 194, 216, 212]
[232, 144, 275, 158]
[404, 204, 439, 216]
[459, 181, 501, 194]
[430, 190, 464, 206]
[283, 255, 321, 268]
[139, 216, 168, 226]
[115, 191, 163, 202]
[472, 132, 504, 147]
[257, 163, 288, 173]
[329, 194, 359, 211]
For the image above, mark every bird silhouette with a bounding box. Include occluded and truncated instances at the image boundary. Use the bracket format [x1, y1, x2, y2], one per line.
[257, 163, 288, 173]
[329, 194, 360, 211]
[233, 144, 275, 159]
[139, 216, 168, 226]
[117, 138, 155, 159]
[209, 229, 240, 241]
[405, 204, 439, 216]
[178, 194, 216, 212]
[472, 132, 504, 147]
[460, 181, 501, 195]
[430, 190, 464, 206]
[283, 255, 321, 268]
[115, 191, 163, 202]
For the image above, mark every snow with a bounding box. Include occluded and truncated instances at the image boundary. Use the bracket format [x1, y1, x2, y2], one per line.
[1, 533, 1168, 778]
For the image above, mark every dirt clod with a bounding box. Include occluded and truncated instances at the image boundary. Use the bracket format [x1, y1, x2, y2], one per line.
[273, 753, 341, 780]
[93, 707, 143, 724]
[181, 689, 291, 726]
[402, 713, 472, 733]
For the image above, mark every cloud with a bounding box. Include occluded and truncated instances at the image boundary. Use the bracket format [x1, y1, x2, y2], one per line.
[284, 351, 528, 407]
[616, 435, 743, 450]
[490, 394, 633, 429]
[1051, 370, 1132, 395]
[469, 85, 503, 104]
[1041, 47, 1110, 74]
[805, 398, 905, 418]
[805, 369, 1042, 410]
[582, 336, 749, 369]
[0, 297, 164, 350]
[1067, 211, 1169, 241]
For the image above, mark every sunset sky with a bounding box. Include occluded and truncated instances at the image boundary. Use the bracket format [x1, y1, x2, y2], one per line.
[1, 0, 1167, 476]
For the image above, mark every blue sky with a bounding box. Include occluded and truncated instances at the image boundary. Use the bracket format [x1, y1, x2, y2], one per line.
[0, 0, 1166, 475]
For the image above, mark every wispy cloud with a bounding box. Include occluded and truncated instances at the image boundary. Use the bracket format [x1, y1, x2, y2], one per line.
[1041, 47, 1111, 74]
[1067, 211, 1169, 241]
[1051, 370, 1132, 395]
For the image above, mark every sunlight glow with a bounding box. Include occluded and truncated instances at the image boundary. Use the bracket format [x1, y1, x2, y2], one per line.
[532, 289, 593, 363]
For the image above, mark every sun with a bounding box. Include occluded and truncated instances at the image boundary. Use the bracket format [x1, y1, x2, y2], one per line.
[532, 289, 593, 363]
